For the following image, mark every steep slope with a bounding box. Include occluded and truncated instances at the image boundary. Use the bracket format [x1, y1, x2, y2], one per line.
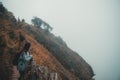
[0, 3, 94, 80]
[21, 22, 94, 80]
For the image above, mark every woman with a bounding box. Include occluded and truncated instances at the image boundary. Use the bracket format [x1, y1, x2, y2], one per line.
[13, 42, 33, 80]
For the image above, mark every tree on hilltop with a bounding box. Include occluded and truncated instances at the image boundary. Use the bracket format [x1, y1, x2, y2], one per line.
[31, 17, 42, 28]
[31, 16, 53, 32]
[42, 21, 53, 32]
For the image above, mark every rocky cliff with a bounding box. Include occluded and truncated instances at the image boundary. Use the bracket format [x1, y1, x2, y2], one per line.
[0, 3, 94, 80]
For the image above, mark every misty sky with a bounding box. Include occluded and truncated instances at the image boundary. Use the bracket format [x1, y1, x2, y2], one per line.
[1, 0, 120, 80]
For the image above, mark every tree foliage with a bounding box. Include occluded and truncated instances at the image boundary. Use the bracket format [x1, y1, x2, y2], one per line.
[31, 17, 53, 32]
[31, 17, 42, 28]
[42, 21, 53, 32]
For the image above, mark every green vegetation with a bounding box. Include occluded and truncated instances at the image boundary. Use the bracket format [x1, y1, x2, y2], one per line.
[31, 17, 53, 33]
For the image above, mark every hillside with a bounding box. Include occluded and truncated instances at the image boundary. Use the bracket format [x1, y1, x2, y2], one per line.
[0, 3, 94, 80]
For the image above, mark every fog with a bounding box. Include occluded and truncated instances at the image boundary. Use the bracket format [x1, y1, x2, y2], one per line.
[2, 0, 120, 80]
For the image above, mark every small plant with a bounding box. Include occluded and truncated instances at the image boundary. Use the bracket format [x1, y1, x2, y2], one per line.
[19, 33, 25, 41]
[9, 31, 15, 39]
[0, 36, 5, 48]
[0, 2, 6, 13]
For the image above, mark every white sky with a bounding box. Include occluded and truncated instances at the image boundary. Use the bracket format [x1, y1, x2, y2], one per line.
[2, 0, 120, 80]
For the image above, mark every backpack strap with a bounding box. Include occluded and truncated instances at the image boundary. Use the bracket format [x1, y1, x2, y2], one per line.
[13, 53, 21, 65]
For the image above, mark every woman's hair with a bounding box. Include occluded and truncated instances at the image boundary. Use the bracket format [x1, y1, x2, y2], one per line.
[23, 43, 31, 52]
